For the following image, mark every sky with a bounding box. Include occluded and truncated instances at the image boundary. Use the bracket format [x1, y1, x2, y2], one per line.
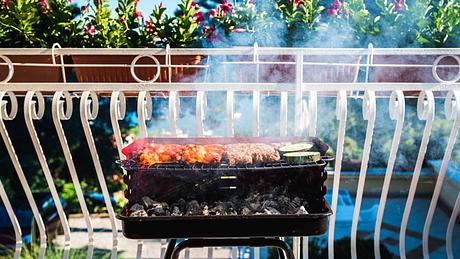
[73, 0, 180, 16]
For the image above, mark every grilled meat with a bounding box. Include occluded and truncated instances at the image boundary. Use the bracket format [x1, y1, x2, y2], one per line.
[183, 144, 225, 164]
[223, 143, 280, 166]
[137, 144, 183, 166]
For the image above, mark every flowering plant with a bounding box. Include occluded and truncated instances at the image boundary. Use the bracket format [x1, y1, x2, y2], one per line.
[323, 0, 380, 45]
[208, 0, 259, 35]
[80, 0, 143, 47]
[0, 0, 81, 47]
[275, 0, 324, 30]
[416, 0, 460, 47]
[144, 0, 205, 47]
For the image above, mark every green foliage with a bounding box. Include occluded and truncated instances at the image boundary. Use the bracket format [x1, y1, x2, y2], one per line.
[0, 0, 81, 47]
[144, 0, 205, 47]
[1, 244, 112, 259]
[416, 0, 460, 47]
[275, 0, 325, 30]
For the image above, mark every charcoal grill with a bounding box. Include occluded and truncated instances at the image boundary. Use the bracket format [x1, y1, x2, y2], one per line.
[117, 136, 333, 258]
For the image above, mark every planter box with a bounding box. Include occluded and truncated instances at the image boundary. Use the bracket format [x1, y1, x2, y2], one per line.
[72, 55, 204, 83]
[372, 55, 460, 96]
[232, 55, 360, 95]
[0, 55, 69, 82]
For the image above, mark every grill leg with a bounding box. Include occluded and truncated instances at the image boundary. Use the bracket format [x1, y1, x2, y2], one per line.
[168, 238, 294, 259]
[164, 239, 177, 259]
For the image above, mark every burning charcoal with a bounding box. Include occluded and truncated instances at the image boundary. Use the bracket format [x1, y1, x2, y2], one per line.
[209, 202, 226, 215]
[130, 210, 148, 217]
[241, 207, 252, 215]
[227, 207, 237, 215]
[186, 200, 201, 215]
[129, 203, 144, 213]
[292, 197, 303, 207]
[262, 200, 278, 209]
[178, 199, 187, 212]
[296, 206, 308, 215]
[141, 196, 156, 209]
[264, 207, 280, 215]
[171, 206, 181, 216]
[147, 206, 166, 216]
[203, 205, 209, 216]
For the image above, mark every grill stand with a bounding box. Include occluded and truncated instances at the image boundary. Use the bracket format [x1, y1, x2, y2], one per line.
[164, 238, 294, 259]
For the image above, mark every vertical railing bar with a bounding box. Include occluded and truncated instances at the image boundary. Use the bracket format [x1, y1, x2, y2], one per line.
[374, 91, 405, 259]
[280, 92, 288, 137]
[196, 91, 205, 137]
[422, 90, 460, 258]
[399, 91, 434, 259]
[350, 91, 376, 259]
[0, 180, 22, 259]
[52, 91, 95, 259]
[167, 46, 177, 258]
[294, 54, 303, 135]
[169, 91, 178, 137]
[308, 91, 317, 137]
[227, 90, 234, 137]
[137, 91, 152, 138]
[110, 92, 145, 259]
[80, 91, 118, 259]
[328, 90, 348, 259]
[252, 43, 260, 137]
[166, 46, 177, 256]
[24, 91, 71, 259]
[136, 90, 153, 256]
[446, 192, 460, 259]
[0, 92, 47, 259]
[293, 53, 303, 258]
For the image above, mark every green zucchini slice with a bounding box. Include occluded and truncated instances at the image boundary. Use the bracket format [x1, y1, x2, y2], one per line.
[283, 151, 321, 164]
[278, 143, 314, 156]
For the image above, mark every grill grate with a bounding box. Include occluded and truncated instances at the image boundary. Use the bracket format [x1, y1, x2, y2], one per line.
[121, 156, 333, 171]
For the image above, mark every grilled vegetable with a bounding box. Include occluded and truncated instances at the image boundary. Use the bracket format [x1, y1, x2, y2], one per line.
[278, 143, 313, 156]
[283, 151, 321, 164]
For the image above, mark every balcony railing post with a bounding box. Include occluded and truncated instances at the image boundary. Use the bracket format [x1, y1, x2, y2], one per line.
[328, 90, 348, 259]
[0, 180, 22, 259]
[374, 90, 405, 259]
[0, 91, 47, 259]
[350, 90, 376, 259]
[80, 91, 119, 259]
[399, 90, 435, 259]
[52, 91, 95, 259]
[423, 90, 460, 258]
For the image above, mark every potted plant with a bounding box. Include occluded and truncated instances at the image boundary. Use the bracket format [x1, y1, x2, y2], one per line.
[372, 0, 460, 89]
[0, 0, 80, 82]
[72, 0, 206, 83]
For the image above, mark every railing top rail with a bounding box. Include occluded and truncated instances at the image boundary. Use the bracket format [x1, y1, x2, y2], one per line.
[1, 47, 460, 56]
[0, 82, 458, 92]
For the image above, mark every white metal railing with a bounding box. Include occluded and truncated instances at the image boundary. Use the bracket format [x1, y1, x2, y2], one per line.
[0, 46, 459, 259]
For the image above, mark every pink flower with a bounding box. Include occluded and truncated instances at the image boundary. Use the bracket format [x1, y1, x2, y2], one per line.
[135, 11, 143, 18]
[41, 0, 50, 12]
[85, 23, 96, 35]
[209, 9, 218, 17]
[203, 25, 216, 40]
[232, 28, 247, 32]
[327, 8, 338, 16]
[327, 0, 343, 16]
[247, 0, 255, 9]
[145, 20, 157, 35]
[219, 0, 233, 15]
[393, 0, 405, 11]
[193, 11, 205, 24]
[190, 1, 199, 10]
[293, 0, 303, 6]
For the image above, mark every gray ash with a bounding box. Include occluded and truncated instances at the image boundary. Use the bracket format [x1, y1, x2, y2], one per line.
[128, 193, 312, 217]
